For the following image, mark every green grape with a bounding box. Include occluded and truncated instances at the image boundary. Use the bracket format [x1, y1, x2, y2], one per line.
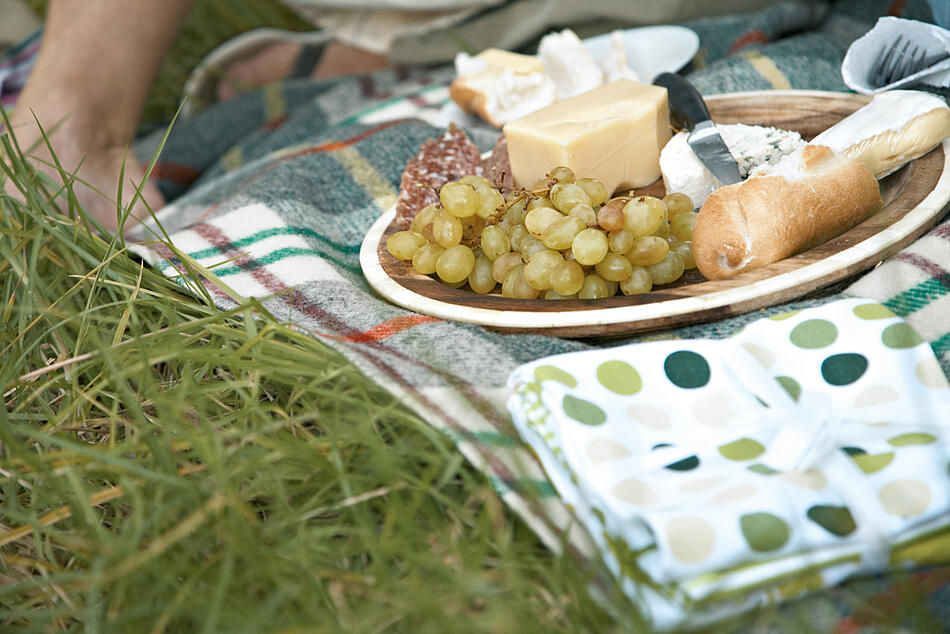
[469, 255, 496, 294]
[607, 229, 634, 254]
[410, 204, 439, 234]
[508, 223, 529, 252]
[575, 177, 608, 206]
[596, 196, 629, 232]
[505, 196, 528, 225]
[386, 231, 427, 260]
[626, 235, 669, 266]
[412, 243, 445, 275]
[670, 239, 696, 270]
[458, 174, 493, 189]
[670, 211, 698, 241]
[527, 196, 555, 211]
[654, 219, 670, 240]
[547, 165, 575, 183]
[440, 182, 479, 217]
[524, 249, 564, 290]
[433, 209, 463, 247]
[604, 279, 619, 297]
[491, 252, 523, 283]
[520, 236, 548, 263]
[524, 206, 563, 238]
[620, 266, 652, 295]
[461, 215, 485, 243]
[646, 251, 686, 285]
[623, 196, 666, 237]
[595, 252, 633, 282]
[578, 273, 610, 299]
[502, 265, 539, 299]
[541, 216, 586, 250]
[550, 182, 590, 213]
[571, 228, 609, 266]
[568, 203, 597, 227]
[475, 186, 504, 219]
[663, 192, 695, 215]
[528, 178, 551, 191]
[480, 225, 510, 261]
[550, 260, 585, 296]
[436, 244, 476, 283]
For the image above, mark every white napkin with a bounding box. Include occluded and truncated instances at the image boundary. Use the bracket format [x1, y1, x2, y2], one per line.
[843, 16, 950, 94]
[507, 298, 950, 629]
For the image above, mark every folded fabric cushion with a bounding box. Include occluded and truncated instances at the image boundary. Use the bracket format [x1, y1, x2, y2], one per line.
[507, 297, 950, 629]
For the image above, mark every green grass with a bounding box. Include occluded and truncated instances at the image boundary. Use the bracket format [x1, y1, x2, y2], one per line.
[0, 5, 638, 629]
[0, 113, 642, 632]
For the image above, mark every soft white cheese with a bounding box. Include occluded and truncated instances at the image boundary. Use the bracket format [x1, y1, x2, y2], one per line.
[661, 123, 805, 207]
[810, 90, 950, 178]
[538, 29, 605, 99]
[600, 31, 640, 83]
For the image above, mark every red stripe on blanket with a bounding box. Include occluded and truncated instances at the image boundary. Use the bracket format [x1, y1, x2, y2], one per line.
[893, 252, 950, 287]
[151, 162, 202, 187]
[887, 0, 907, 16]
[320, 314, 440, 342]
[194, 118, 411, 223]
[933, 223, 950, 239]
[261, 114, 289, 131]
[729, 29, 769, 55]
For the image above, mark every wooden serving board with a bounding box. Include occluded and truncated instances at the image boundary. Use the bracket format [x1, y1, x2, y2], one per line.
[360, 90, 950, 337]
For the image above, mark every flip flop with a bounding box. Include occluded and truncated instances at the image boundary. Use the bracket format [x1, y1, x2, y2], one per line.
[181, 27, 332, 117]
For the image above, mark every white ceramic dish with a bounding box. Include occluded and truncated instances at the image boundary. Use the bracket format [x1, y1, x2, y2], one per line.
[583, 25, 700, 83]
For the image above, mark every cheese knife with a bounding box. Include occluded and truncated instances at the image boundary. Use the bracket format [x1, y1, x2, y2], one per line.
[653, 72, 742, 186]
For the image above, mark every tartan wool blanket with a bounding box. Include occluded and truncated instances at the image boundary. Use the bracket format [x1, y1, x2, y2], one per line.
[8, 0, 950, 629]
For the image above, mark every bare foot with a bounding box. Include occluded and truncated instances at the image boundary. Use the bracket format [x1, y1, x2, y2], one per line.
[217, 40, 392, 102]
[5, 101, 165, 234]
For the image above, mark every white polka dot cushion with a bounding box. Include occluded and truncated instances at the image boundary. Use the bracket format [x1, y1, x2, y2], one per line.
[506, 297, 950, 630]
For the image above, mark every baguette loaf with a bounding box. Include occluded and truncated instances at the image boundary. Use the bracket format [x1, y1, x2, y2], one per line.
[692, 144, 882, 280]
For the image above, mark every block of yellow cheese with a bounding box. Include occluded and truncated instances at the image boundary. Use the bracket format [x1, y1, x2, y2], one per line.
[502, 79, 671, 194]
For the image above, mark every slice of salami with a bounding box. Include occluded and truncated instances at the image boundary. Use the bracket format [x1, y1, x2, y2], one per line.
[395, 124, 484, 227]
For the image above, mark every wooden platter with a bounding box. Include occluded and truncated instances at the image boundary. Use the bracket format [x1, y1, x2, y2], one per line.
[360, 90, 950, 337]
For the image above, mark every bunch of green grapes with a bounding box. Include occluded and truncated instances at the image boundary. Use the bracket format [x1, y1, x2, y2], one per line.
[386, 166, 698, 299]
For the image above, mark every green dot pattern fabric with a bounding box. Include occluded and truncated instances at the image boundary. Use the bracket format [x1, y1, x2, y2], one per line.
[507, 298, 950, 630]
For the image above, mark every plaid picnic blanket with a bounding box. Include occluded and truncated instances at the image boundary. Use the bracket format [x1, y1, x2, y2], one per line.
[7, 0, 950, 629]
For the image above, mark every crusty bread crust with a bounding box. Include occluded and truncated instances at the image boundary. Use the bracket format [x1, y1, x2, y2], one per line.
[692, 144, 882, 280]
[449, 78, 502, 127]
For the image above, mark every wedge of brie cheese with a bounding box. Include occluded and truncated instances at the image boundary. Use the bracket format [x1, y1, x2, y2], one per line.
[811, 90, 950, 179]
[660, 123, 805, 208]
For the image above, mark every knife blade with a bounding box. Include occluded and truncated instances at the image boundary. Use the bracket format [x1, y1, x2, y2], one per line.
[652, 72, 742, 186]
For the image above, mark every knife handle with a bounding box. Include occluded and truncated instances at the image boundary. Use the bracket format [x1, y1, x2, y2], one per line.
[652, 72, 710, 131]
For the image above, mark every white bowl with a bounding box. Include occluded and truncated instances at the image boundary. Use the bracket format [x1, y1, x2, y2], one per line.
[583, 25, 700, 83]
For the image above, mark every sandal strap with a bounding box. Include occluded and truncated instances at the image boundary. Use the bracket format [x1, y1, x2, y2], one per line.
[288, 42, 326, 80]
